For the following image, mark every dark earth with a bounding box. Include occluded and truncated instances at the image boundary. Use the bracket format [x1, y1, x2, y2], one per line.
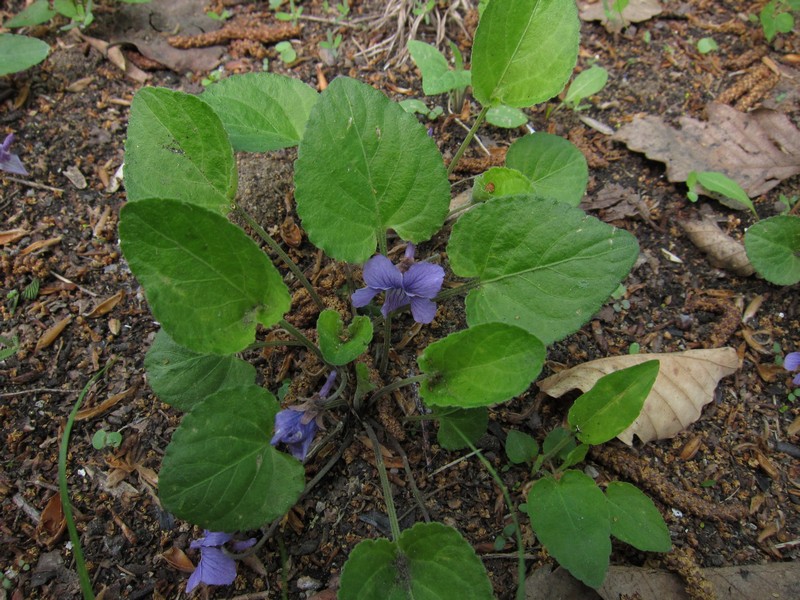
[2, 0, 800, 598]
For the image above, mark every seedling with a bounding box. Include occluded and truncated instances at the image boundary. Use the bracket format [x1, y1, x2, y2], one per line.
[91, 429, 123, 450]
[755, 0, 799, 42]
[696, 37, 719, 54]
[318, 30, 342, 60]
[275, 41, 297, 64]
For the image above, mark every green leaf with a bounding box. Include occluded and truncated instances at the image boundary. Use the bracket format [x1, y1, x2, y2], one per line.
[124, 87, 237, 214]
[436, 407, 489, 450]
[0, 34, 50, 76]
[505, 133, 588, 206]
[526, 471, 611, 588]
[472, 0, 580, 107]
[606, 482, 672, 552]
[4, 0, 56, 27]
[505, 430, 539, 464]
[542, 426, 576, 461]
[688, 171, 755, 213]
[144, 329, 257, 411]
[339, 522, 494, 600]
[317, 309, 373, 365]
[119, 199, 290, 354]
[448, 195, 639, 345]
[564, 66, 609, 108]
[696, 37, 719, 54]
[200, 72, 318, 152]
[159, 385, 305, 531]
[485, 105, 528, 128]
[744, 215, 800, 285]
[568, 360, 659, 445]
[418, 323, 545, 408]
[560, 443, 590, 469]
[295, 77, 450, 263]
[472, 167, 532, 202]
[407, 40, 471, 95]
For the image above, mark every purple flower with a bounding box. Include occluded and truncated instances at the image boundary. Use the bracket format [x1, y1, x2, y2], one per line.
[785, 352, 800, 386]
[352, 244, 444, 324]
[186, 530, 256, 594]
[0, 134, 28, 176]
[270, 371, 336, 461]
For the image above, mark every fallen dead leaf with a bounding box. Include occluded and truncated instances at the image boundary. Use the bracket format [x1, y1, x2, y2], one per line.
[0, 229, 29, 245]
[787, 415, 800, 437]
[36, 493, 66, 548]
[76, 386, 136, 421]
[64, 165, 87, 190]
[613, 103, 800, 198]
[160, 546, 195, 573]
[86, 290, 125, 318]
[538, 348, 740, 444]
[74, 31, 149, 83]
[20, 237, 62, 256]
[678, 214, 755, 276]
[35, 315, 72, 352]
[579, 0, 662, 32]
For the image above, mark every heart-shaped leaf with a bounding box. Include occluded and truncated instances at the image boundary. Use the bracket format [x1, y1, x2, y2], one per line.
[295, 77, 450, 263]
[119, 199, 290, 354]
[472, 0, 579, 107]
[605, 481, 671, 553]
[159, 385, 305, 531]
[200, 72, 318, 152]
[317, 309, 373, 365]
[472, 167, 532, 202]
[526, 470, 611, 588]
[448, 195, 639, 345]
[339, 522, 493, 599]
[124, 87, 237, 214]
[505, 133, 588, 206]
[418, 323, 544, 408]
[744, 215, 800, 285]
[144, 329, 257, 411]
[539, 348, 740, 444]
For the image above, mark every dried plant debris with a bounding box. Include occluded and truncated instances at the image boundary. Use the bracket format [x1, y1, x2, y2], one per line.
[578, 0, 662, 32]
[613, 103, 800, 197]
[679, 214, 755, 277]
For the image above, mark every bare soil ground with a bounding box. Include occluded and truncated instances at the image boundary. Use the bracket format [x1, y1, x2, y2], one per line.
[2, 1, 800, 599]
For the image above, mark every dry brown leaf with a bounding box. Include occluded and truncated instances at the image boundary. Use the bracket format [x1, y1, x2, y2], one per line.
[36, 493, 66, 548]
[538, 348, 740, 444]
[20, 237, 62, 256]
[160, 546, 195, 573]
[613, 103, 800, 197]
[76, 386, 135, 421]
[86, 291, 125, 318]
[679, 215, 755, 276]
[0, 229, 29, 245]
[35, 315, 72, 351]
[579, 0, 662, 32]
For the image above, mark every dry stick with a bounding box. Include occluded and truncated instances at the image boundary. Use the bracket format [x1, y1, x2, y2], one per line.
[364, 420, 401, 541]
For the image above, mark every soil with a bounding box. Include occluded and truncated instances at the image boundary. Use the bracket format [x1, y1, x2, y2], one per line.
[2, 0, 800, 599]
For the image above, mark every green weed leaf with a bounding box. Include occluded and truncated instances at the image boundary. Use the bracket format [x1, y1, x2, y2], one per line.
[144, 330, 257, 411]
[436, 407, 489, 450]
[505, 133, 588, 206]
[526, 470, 611, 588]
[485, 105, 528, 128]
[568, 360, 659, 445]
[119, 199, 290, 354]
[124, 88, 237, 214]
[317, 309, 373, 365]
[744, 215, 800, 285]
[4, 0, 56, 27]
[0, 34, 50, 76]
[200, 72, 318, 152]
[159, 385, 305, 531]
[687, 171, 755, 214]
[448, 195, 639, 344]
[472, 167, 532, 202]
[418, 323, 544, 408]
[564, 66, 609, 109]
[339, 522, 493, 600]
[605, 482, 672, 552]
[505, 430, 539, 464]
[407, 40, 471, 95]
[295, 77, 450, 263]
[472, 0, 580, 107]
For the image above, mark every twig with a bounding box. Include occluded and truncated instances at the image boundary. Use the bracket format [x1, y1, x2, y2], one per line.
[0, 388, 81, 398]
[2, 176, 65, 193]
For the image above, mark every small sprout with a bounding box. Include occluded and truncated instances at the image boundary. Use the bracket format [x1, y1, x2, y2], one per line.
[696, 37, 718, 54]
[92, 429, 123, 450]
[275, 40, 297, 64]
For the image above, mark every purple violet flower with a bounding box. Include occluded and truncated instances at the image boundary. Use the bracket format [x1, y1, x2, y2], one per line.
[785, 352, 800, 386]
[352, 243, 444, 324]
[0, 134, 28, 176]
[186, 530, 256, 594]
[270, 371, 337, 461]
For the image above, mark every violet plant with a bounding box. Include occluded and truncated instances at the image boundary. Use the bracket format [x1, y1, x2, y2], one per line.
[119, 0, 672, 595]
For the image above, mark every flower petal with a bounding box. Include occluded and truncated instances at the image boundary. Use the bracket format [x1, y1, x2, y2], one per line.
[186, 547, 237, 592]
[409, 296, 438, 324]
[231, 538, 257, 552]
[351, 286, 380, 308]
[362, 254, 402, 290]
[403, 261, 444, 299]
[785, 352, 800, 372]
[191, 531, 233, 549]
[794, 373, 800, 387]
[0, 153, 28, 176]
[271, 409, 303, 446]
[382, 287, 410, 317]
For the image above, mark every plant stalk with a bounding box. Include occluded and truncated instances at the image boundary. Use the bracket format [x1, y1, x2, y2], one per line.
[278, 319, 325, 363]
[369, 375, 428, 406]
[364, 421, 402, 541]
[447, 104, 490, 176]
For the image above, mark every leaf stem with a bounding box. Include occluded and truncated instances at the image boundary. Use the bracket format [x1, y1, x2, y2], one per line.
[454, 426, 526, 600]
[364, 420, 402, 541]
[447, 104, 490, 177]
[369, 375, 428, 406]
[279, 319, 325, 363]
[235, 205, 325, 311]
[60, 358, 117, 600]
[378, 314, 392, 374]
[434, 278, 481, 301]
